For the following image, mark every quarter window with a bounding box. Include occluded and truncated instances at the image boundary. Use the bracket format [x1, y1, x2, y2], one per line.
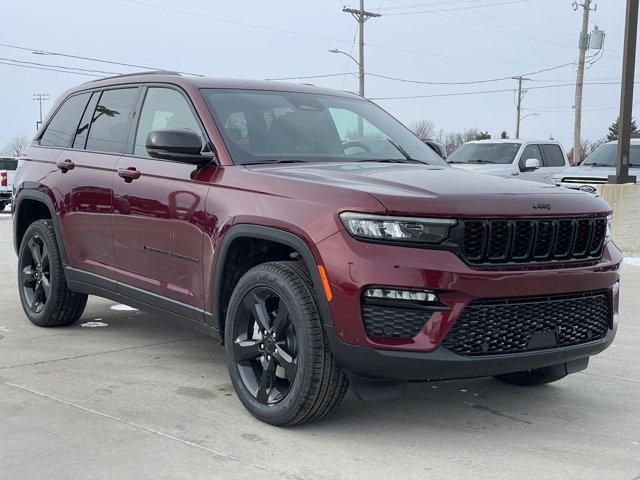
[39, 93, 90, 148]
[134, 88, 204, 157]
[540, 144, 566, 167]
[85, 88, 139, 154]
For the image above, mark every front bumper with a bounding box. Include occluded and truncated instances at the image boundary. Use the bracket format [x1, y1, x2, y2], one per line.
[317, 230, 622, 379]
[326, 324, 616, 381]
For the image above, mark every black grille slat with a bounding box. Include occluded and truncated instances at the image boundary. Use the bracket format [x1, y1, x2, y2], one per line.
[442, 291, 611, 356]
[362, 305, 430, 339]
[461, 216, 606, 266]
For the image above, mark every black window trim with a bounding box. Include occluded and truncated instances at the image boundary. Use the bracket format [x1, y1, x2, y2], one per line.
[123, 82, 218, 164]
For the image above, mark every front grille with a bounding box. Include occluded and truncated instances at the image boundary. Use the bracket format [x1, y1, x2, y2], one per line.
[461, 217, 607, 266]
[561, 177, 607, 184]
[442, 291, 611, 356]
[362, 304, 431, 339]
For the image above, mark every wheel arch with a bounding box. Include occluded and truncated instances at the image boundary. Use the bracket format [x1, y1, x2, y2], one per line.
[13, 190, 68, 265]
[212, 224, 334, 336]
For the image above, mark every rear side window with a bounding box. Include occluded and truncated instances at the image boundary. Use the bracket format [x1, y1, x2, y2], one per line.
[39, 93, 90, 148]
[540, 144, 566, 167]
[0, 159, 18, 170]
[85, 88, 139, 154]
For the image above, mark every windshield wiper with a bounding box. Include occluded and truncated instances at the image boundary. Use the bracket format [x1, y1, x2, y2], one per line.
[468, 159, 496, 164]
[584, 162, 611, 167]
[385, 138, 422, 163]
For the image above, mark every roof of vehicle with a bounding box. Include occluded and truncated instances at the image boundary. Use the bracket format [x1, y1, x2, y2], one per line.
[465, 139, 562, 145]
[601, 139, 640, 145]
[74, 71, 361, 99]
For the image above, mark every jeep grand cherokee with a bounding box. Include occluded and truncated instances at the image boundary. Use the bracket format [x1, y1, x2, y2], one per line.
[13, 72, 621, 425]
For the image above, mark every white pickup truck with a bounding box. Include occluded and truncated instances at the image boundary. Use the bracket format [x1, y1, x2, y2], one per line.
[447, 139, 570, 184]
[0, 157, 18, 211]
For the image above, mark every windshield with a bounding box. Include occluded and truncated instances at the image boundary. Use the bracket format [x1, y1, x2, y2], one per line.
[447, 143, 521, 165]
[583, 144, 640, 167]
[201, 89, 446, 166]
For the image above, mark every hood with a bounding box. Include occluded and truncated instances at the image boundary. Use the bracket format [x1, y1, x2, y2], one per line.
[450, 163, 514, 174]
[246, 162, 612, 217]
[558, 164, 640, 181]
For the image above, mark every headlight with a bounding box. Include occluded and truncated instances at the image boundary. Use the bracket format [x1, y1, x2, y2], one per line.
[605, 214, 613, 243]
[340, 212, 456, 244]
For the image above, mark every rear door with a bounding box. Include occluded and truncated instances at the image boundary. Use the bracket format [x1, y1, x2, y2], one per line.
[539, 143, 568, 183]
[111, 85, 211, 316]
[51, 87, 140, 279]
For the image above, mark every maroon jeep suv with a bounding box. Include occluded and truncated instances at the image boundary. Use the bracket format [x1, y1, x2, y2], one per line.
[13, 72, 621, 425]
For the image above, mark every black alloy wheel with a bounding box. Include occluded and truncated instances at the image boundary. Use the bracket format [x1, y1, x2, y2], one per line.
[20, 234, 51, 314]
[232, 287, 298, 405]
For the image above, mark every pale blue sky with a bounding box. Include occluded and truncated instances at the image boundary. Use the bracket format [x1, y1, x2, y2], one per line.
[0, 0, 634, 150]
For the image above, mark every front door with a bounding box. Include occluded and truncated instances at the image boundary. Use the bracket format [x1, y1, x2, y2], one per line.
[518, 144, 548, 183]
[111, 86, 211, 316]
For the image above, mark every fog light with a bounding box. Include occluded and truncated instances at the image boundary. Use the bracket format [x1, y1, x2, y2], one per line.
[364, 288, 438, 303]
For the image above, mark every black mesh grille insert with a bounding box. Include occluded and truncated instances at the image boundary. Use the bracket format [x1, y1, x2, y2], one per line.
[442, 291, 611, 356]
[461, 217, 607, 266]
[362, 305, 431, 339]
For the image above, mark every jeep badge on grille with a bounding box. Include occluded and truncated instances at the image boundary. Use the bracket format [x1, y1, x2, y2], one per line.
[532, 202, 551, 210]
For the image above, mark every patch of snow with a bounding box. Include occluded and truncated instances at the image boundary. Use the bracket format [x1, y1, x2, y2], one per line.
[110, 304, 138, 311]
[80, 321, 109, 328]
[624, 257, 640, 267]
[0, 326, 9, 333]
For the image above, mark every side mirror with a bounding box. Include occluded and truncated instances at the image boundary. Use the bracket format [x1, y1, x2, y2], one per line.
[521, 158, 540, 171]
[146, 129, 212, 165]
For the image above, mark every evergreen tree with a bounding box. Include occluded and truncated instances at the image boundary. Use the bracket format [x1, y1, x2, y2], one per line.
[500, 131, 509, 139]
[607, 116, 639, 141]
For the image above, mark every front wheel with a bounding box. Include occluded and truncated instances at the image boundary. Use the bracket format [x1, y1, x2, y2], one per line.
[225, 261, 348, 426]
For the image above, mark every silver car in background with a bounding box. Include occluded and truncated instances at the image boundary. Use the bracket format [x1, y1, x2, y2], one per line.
[555, 140, 640, 193]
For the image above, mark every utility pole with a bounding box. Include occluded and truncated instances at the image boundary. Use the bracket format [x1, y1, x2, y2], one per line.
[32, 93, 50, 130]
[343, 1, 380, 99]
[572, 0, 595, 165]
[512, 76, 529, 139]
[609, 0, 638, 184]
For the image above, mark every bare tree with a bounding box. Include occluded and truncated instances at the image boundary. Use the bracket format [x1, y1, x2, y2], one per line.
[1, 134, 29, 157]
[411, 120, 436, 140]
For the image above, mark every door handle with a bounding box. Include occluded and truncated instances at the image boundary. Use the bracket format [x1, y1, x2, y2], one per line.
[56, 159, 75, 172]
[117, 167, 141, 183]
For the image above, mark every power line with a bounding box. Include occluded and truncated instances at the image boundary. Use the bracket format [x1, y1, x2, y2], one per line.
[0, 60, 100, 77]
[116, 0, 560, 67]
[0, 42, 202, 76]
[0, 57, 121, 75]
[370, 81, 639, 100]
[383, 0, 536, 15]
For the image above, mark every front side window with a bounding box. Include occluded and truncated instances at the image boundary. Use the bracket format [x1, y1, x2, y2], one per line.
[521, 144, 543, 164]
[447, 143, 520, 165]
[39, 93, 90, 148]
[85, 88, 139, 154]
[134, 87, 205, 157]
[201, 89, 445, 165]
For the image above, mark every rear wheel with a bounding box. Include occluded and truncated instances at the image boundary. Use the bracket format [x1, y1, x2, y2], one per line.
[18, 220, 88, 327]
[493, 366, 567, 386]
[225, 261, 348, 426]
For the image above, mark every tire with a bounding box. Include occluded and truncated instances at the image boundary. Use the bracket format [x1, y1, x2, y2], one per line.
[225, 261, 348, 426]
[17, 219, 88, 327]
[493, 366, 567, 386]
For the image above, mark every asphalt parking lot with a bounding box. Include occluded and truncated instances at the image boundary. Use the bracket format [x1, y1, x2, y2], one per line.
[0, 209, 639, 480]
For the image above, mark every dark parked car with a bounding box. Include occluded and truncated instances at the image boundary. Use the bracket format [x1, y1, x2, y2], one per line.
[13, 72, 621, 425]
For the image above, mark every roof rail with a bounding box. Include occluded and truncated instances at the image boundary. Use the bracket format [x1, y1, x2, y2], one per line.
[84, 70, 182, 84]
